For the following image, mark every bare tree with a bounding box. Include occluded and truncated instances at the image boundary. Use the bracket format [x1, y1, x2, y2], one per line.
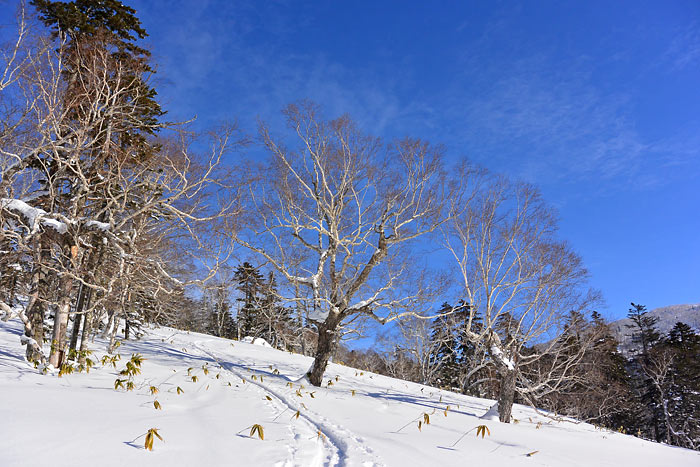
[234, 102, 455, 386]
[0, 18, 240, 366]
[642, 347, 697, 449]
[392, 313, 445, 385]
[443, 171, 599, 422]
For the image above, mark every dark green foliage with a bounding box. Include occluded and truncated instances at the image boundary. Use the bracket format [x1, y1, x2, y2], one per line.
[658, 322, 700, 448]
[32, 0, 149, 58]
[32, 0, 164, 148]
[625, 303, 664, 441]
[234, 262, 265, 338]
[626, 303, 661, 362]
[455, 302, 489, 396]
[539, 310, 639, 428]
[204, 285, 237, 339]
[233, 263, 294, 348]
[258, 271, 295, 348]
[426, 301, 490, 394]
[587, 311, 638, 429]
[610, 303, 700, 449]
[428, 303, 460, 389]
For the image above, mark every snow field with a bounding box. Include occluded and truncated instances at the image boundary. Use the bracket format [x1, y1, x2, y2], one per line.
[1, 318, 698, 466]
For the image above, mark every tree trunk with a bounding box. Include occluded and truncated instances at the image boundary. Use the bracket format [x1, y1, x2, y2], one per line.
[307, 312, 342, 386]
[295, 282, 306, 356]
[49, 273, 74, 367]
[4, 273, 18, 314]
[107, 312, 121, 353]
[497, 369, 516, 423]
[24, 238, 50, 362]
[68, 283, 90, 357]
[68, 314, 82, 358]
[25, 299, 45, 363]
[77, 289, 93, 365]
[78, 313, 91, 364]
[101, 311, 114, 338]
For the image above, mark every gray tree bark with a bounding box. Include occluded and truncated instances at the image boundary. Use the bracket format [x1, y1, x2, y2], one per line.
[77, 290, 93, 365]
[497, 369, 516, 423]
[307, 312, 342, 386]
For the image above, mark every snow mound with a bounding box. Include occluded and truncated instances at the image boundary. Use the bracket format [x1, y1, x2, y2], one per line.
[480, 402, 500, 421]
[241, 336, 272, 347]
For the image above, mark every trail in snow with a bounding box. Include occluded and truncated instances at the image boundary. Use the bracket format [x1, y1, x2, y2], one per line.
[190, 341, 337, 467]
[192, 339, 385, 467]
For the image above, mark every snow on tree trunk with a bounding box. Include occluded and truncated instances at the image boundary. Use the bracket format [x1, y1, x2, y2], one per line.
[101, 312, 115, 339]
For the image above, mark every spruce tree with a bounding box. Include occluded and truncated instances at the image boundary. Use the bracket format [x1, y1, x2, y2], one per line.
[626, 303, 660, 364]
[455, 301, 487, 396]
[233, 262, 264, 338]
[662, 322, 700, 448]
[588, 310, 638, 430]
[22, 0, 165, 365]
[428, 303, 460, 389]
[32, 0, 164, 151]
[259, 271, 294, 348]
[625, 303, 663, 441]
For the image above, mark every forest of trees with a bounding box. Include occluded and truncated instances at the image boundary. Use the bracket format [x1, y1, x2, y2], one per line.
[0, 0, 697, 452]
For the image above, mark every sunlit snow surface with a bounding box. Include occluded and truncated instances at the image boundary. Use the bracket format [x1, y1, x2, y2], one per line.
[0, 319, 697, 466]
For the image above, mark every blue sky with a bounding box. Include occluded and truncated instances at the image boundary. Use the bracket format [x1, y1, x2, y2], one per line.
[5, 0, 699, 321]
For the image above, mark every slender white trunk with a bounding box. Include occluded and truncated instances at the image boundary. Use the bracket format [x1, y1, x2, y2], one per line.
[49, 291, 71, 367]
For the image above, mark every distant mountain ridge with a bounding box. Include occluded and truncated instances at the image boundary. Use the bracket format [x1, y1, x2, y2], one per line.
[610, 303, 700, 354]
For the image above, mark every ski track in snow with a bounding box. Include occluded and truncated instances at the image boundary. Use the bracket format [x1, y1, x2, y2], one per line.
[190, 341, 336, 467]
[190, 339, 384, 467]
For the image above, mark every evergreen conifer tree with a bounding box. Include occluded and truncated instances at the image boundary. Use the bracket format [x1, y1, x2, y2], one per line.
[234, 262, 264, 338]
[588, 310, 638, 429]
[455, 301, 488, 396]
[661, 322, 700, 448]
[625, 303, 664, 441]
[428, 303, 460, 389]
[21, 0, 165, 365]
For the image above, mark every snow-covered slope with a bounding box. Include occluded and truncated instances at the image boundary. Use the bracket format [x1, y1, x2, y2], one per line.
[1, 319, 697, 467]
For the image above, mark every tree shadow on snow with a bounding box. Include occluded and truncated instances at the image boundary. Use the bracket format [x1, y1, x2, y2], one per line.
[366, 390, 479, 418]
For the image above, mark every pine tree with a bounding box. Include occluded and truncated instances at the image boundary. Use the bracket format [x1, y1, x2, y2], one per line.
[205, 283, 236, 339]
[455, 301, 488, 396]
[588, 310, 638, 430]
[626, 303, 660, 364]
[258, 271, 294, 348]
[233, 262, 265, 338]
[625, 303, 663, 441]
[20, 0, 165, 366]
[32, 0, 164, 159]
[660, 322, 700, 448]
[428, 303, 460, 389]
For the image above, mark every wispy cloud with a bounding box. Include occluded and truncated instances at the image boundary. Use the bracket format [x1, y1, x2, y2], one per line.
[135, 0, 698, 196]
[137, 0, 414, 136]
[663, 22, 700, 71]
[434, 56, 650, 188]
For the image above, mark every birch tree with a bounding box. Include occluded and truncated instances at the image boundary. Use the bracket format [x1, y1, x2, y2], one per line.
[443, 171, 599, 422]
[234, 102, 455, 386]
